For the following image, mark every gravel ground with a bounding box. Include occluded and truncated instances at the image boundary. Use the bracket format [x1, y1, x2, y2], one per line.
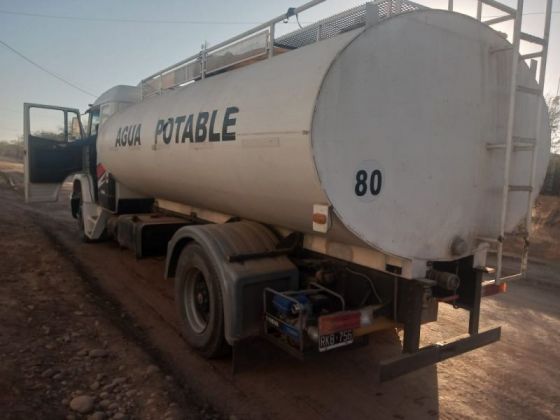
[0, 164, 221, 420]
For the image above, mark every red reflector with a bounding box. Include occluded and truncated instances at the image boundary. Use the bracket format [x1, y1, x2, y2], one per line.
[96, 163, 106, 179]
[482, 282, 507, 297]
[318, 311, 361, 335]
[437, 294, 459, 303]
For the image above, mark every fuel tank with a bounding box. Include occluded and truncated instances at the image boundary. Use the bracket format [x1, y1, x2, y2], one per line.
[97, 10, 551, 262]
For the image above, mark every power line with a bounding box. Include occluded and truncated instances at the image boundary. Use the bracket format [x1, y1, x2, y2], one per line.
[0, 39, 97, 98]
[0, 6, 556, 100]
[0, 9, 302, 25]
[0, 8, 557, 24]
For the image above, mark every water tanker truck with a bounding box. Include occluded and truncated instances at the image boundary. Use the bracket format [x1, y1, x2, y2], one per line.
[23, 0, 553, 380]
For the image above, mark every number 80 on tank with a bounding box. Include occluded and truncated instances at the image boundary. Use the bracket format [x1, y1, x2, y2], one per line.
[353, 160, 384, 202]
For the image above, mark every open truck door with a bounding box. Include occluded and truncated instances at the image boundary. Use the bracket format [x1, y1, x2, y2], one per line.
[24, 103, 84, 203]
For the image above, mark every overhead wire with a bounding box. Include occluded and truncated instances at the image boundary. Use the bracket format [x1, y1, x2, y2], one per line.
[0, 9, 307, 25]
[0, 39, 97, 98]
[0, 8, 557, 24]
[0, 5, 557, 101]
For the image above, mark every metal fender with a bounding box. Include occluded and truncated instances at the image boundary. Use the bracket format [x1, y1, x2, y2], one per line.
[165, 221, 299, 344]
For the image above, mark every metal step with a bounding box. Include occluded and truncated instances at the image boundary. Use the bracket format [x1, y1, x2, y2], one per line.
[500, 273, 523, 282]
[484, 15, 513, 25]
[479, 0, 516, 15]
[477, 227, 529, 245]
[520, 31, 547, 46]
[486, 137, 536, 151]
[521, 51, 543, 60]
[477, 236, 500, 244]
[516, 85, 542, 95]
[490, 46, 513, 54]
[508, 185, 533, 192]
[482, 269, 522, 283]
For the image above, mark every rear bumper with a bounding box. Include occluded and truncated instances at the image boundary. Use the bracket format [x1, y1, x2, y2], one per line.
[378, 326, 501, 382]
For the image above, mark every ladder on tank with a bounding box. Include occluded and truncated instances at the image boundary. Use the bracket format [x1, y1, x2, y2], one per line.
[449, 0, 553, 283]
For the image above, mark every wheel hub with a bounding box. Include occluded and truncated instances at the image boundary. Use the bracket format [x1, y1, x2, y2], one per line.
[184, 268, 210, 334]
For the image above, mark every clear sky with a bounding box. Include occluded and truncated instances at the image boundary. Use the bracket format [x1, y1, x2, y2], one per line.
[0, 0, 558, 141]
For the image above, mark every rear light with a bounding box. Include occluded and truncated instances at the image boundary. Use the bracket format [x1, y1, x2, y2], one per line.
[318, 311, 361, 335]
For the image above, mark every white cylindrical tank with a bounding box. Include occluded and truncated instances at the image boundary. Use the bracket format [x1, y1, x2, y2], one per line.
[98, 10, 550, 262]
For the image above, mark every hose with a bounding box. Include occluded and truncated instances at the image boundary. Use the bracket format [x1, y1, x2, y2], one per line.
[345, 267, 383, 306]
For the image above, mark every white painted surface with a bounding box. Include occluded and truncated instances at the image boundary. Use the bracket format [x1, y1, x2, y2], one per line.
[99, 29, 361, 245]
[312, 11, 550, 261]
[97, 10, 550, 264]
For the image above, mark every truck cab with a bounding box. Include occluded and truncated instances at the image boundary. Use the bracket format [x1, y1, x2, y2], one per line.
[24, 86, 140, 196]
[24, 85, 150, 240]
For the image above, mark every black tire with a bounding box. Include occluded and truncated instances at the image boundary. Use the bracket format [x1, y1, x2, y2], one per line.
[75, 192, 93, 243]
[175, 243, 229, 358]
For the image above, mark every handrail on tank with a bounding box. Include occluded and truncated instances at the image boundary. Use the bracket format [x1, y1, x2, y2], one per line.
[139, 0, 551, 99]
[139, 0, 434, 97]
[140, 0, 326, 96]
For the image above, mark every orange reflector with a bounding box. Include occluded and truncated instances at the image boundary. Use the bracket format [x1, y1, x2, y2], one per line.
[313, 213, 327, 225]
[318, 311, 361, 335]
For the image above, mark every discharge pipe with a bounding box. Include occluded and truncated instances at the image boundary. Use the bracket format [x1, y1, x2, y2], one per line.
[426, 269, 461, 291]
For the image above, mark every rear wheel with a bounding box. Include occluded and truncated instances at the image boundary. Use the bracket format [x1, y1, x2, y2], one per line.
[175, 243, 229, 358]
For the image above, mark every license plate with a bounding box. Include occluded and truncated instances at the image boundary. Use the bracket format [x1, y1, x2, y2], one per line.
[318, 329, 353, 352]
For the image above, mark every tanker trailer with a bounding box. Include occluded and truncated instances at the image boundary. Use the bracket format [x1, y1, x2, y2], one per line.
[23, 0, 553, 380]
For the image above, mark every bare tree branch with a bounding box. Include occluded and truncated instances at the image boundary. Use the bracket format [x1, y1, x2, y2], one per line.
[547, 95, 560, 154]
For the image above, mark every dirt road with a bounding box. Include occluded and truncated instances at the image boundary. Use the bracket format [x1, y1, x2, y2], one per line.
[0, 162, 219, 419]
[1, 160, 559, 420]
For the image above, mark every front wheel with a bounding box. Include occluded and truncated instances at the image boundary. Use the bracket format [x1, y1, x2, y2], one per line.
[74, 191, 92, 243]
[175, 243, 229, 358]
